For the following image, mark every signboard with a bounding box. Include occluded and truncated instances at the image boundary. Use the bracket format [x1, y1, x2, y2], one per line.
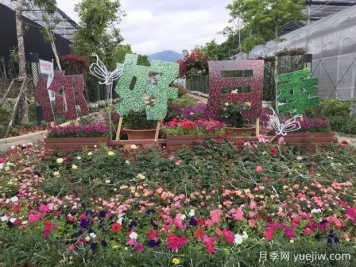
[39, 60, 55, 100]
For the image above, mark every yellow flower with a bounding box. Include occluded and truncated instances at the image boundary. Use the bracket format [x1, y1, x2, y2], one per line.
[72, 164, 78, 170]
[53, 171, 60, 177]
[112, 245, 119, 250]
[283, 185, 288, 190]
[56, 158, 64, 164]
[137, 173, 145, 180]
[108, 151, 115, 156]
[172, 258, 180, 265]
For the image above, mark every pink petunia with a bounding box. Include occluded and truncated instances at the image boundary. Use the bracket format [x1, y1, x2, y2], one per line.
[234, 207, 244, 221]
[256, 166, 263, 173]
[345, 207, 356, 222]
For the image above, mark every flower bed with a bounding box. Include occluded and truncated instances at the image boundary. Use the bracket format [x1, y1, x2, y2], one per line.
[0, 139, 355, 266]
[44, 123, 109, 153]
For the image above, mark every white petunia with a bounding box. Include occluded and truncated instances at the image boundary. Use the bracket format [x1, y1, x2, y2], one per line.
[89, 233, 97, 239]
[129, 232, 138, 239]
[0, 215, 9, 222]
[188, 209, 195, 217]
[311, 208, 322, 214]
[11, 196, 18, 202]
[234, 234, 243, 245]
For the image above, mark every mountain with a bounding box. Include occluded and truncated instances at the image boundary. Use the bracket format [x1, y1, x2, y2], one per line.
[148, 50, 183, 63]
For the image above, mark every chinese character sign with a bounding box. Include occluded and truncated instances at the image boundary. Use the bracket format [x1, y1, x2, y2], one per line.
[277, 68, 319, 114]
[35, 71, 88, 122]
[115, 53, 179, 120]
[207, 60, 264, 122]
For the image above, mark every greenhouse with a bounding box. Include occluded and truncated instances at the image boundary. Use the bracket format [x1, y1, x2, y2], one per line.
[234, 3, 356, 100]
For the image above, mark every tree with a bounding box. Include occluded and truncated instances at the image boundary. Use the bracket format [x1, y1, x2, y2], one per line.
[71, 0, 126, 70]
[15, 0, 26, 80]
[241, 0, 307, 50]
[226, 0, 244, 53]
[199, 39, 224, 60]
[14, 0, 57, 124]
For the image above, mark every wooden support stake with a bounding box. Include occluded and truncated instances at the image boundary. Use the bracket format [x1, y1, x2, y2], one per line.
[0, 79, 14, 107]
[255, 118, 260, 136]
[4, 78, 27, 138]
[115, 116, 123, 141]
[74, 118, 80, 126]
[154, 121, 161, 140]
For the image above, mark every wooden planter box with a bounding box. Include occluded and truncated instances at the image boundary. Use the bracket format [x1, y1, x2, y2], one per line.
[282, 132, 337, 146]
[44, 137, 109, 153]
[166, 134, 226, 151]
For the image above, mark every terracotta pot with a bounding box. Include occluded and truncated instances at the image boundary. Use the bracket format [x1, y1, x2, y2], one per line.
[224, 126, 256, 136]
[123, 128, 156, 140]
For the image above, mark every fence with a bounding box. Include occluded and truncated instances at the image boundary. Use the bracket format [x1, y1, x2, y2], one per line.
[186, 75, 209, 94]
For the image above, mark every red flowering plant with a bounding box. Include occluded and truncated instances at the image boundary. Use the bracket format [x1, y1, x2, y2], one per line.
[59, 54, 90, 76]
[162, 118, 225, 135]
[177, 48, 209, 78]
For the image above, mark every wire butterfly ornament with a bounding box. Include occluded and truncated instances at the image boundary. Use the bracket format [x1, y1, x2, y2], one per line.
[268, 107, 303, 136]
[89, 53, 130, 140]
[89, 53, 129, 86]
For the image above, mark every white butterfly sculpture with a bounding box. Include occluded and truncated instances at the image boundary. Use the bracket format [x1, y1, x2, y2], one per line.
[89, 53, 129, 85]
[268, 107, 303, 136]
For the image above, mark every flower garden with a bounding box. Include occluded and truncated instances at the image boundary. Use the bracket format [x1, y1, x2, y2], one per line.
[0, 134, 356, 266]
[1, 53, 356, 267]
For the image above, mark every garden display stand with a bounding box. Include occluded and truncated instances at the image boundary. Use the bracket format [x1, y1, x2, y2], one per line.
[224, 118, 260, 137]
[112, 117, 164, 148]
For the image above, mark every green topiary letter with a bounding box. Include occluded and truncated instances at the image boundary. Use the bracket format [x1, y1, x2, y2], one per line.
[277, 68, 319, 114]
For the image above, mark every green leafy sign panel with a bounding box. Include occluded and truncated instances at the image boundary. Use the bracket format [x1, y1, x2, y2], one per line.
[115, 53, 179, 120]
[277, 68, 319, 114]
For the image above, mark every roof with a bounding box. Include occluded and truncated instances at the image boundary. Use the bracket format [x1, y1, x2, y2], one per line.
[279, 0, 356, 36]
[233, 4, 356, 59]
[1, 0, 77, 42]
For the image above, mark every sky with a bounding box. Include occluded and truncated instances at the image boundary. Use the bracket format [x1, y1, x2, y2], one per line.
[56, 0, 232, 55]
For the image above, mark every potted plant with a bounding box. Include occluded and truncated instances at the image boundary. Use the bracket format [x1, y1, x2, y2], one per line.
[219, 102, 256, 136]
[122, 109, 157, 140]
[44, 122, 109, 153]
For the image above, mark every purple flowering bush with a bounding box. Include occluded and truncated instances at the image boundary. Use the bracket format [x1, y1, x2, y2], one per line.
[167, 103, 208, 121]
[299, 118, 331, 132]
[261, 109, 331, 133]
[47, 123, 109, 138]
